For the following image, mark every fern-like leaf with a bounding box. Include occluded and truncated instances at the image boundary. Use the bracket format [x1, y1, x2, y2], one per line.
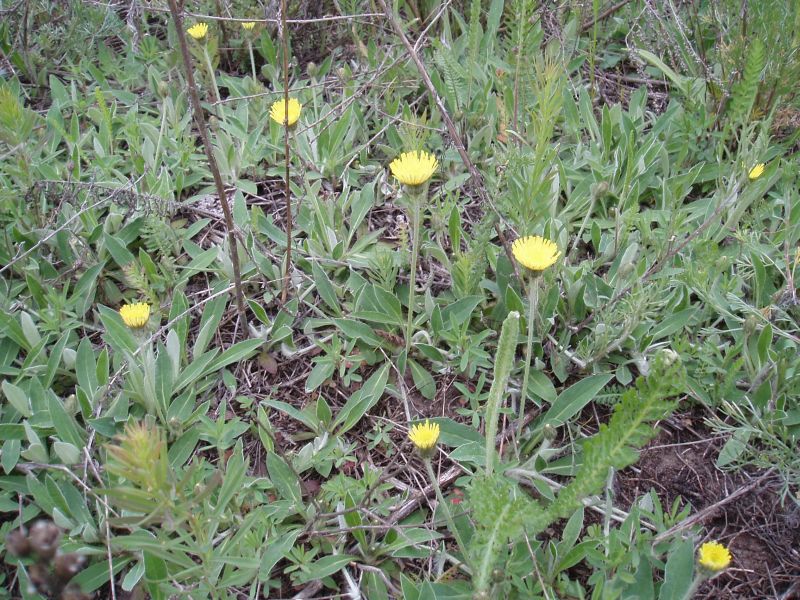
[728, 38, 765, 124]
[542, 352, 686, 526]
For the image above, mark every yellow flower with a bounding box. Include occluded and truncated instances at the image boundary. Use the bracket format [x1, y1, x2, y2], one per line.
[187, 23, 209, 40]
[270, 98, 302, 127]
[389, 151, 438, 187]
[119, 303, 151, 329]
[408, 420, 440, 453]
[697, 541, 732, 571]
[748, 163, 765, 180]
[241, 21, 256, 31]
[512, 236, 561, 272]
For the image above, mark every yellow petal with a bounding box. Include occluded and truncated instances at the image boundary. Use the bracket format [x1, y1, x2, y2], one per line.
[270, 98, 302, 126]
[511, 236, 560, 272]
[389, 151, 438, 187]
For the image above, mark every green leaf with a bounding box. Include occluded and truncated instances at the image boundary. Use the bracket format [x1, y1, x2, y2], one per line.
[208, 339, 264, 371]
[52, 441, 81, 465]
[72, 557, 131, 593]
[539, 373, 613, 428]
[194, 294, 227, 359]
[177, 247, 220, 285]
[103, 232, 135, 267]
[266, 451, 302, 506]
[76, 337, 98, 396]
[48, 394, 84, 447]
[2, 380, 31, 418]
[658, 539, 694, 600]
[344, 492, 367, 550]
[258, 529, 301, 581]
[214, 443, 247, 517]
[294, 554, 357, 584]
[431, 418, 483, 447]
[716, 429, 751, 468]
[98, 305, 139, 356]
[333, 363, 389, 434]
[409, 359, 436, 400]
[334, 318, 384, 347]
[312, 261, 341, 316]
[440, 296, 482, 325]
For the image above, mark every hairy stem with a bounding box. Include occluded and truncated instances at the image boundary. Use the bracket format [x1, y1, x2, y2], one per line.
[424, 459, 468, 561]
[405, 194, 422, 357]
[202, 45, 223, 116]
[247, 38, 257, 80]
[516, 276, 539, 441]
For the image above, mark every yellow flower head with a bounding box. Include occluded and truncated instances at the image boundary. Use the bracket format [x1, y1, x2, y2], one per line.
[698, 541, 732, 571]
[389, 151, 438, 187]
[270, 98, 302, 127]
[186, 23, 209, 40]
[119, 303, 151, 329]
[408, 420, 440, 453]
[748, 163, 765, 180]
[512, 236, 561, 272]
[241, 21, 257, 31]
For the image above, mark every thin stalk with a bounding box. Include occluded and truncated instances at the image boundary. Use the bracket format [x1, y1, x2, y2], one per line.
[280, 0, 293, 302]
[246, 38, 257, 80]
[516, 276, 539, 440]
[202, 45, 224, 115]
[405, 194, 422, 357]
[424, 459, 467, 558]
[166, 0, 245, 318]
[681, 574, 705, 600]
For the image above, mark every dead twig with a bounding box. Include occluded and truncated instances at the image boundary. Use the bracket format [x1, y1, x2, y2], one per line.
[166, 0, 246, 318]
[279, 0, 293, 302]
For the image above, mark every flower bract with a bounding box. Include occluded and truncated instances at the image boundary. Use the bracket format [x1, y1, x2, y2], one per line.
[389, 151, 438, 187]
[120, 303, 151, 329]
[241, 21, 256, 31]
[187, 23, 209, 40]
[698, 541, 732, 571]
[408, 420, 440, 452]
[748, 163, 765, 180]
[270, 98, 302, 127]
[512, 236, 560, 272]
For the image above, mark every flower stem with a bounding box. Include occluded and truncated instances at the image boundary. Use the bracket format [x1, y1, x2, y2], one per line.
[405, 194, 422, 358]
[246, 38, 256, 80]
[681, 574, 705, 600]
[517, 276, 539, 439]
[424, 458, 467, 559]
[202, 45, 223, 115]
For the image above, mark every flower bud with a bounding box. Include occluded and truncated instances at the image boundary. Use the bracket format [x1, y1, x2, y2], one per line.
[659, 348, 680, 367]
[157, 81, 169, 99]
[593, 181, 609, 197]
[744, 315, 759, 336]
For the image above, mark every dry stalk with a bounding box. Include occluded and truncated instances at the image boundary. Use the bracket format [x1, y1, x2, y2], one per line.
[279, 0, 293, 302]
[166, 0, 246, 318]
